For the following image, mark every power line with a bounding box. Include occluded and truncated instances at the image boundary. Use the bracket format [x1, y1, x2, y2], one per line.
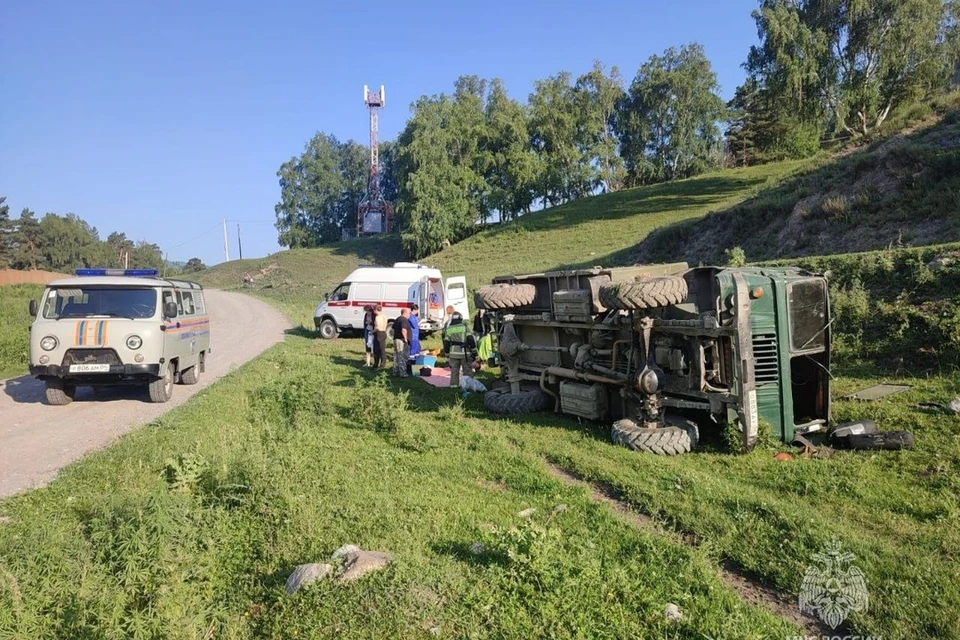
[163, 222, 223, 251]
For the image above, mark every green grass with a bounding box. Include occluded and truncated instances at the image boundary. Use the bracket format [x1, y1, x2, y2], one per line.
[2, 335, 956, 638]
[0, 284, 42, 379]
[0, 338, 801, 639]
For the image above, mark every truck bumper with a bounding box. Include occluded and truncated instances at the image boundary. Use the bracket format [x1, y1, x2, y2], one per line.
[30, 363, 162, 380]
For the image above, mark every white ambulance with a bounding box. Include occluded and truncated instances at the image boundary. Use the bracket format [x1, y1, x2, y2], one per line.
[27, 269, 211, 405]
[313, 262, 468, 339]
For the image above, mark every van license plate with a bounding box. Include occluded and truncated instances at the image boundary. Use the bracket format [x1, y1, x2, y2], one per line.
[69, 364, 110, 373]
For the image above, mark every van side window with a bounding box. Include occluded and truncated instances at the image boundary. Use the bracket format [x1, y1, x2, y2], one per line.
[175, 291, 184, 315]
[180, 291, 196, 315]
[162, 289, 177, 315]
[331, 283, 350, 301]
[194, 291, 205, 314]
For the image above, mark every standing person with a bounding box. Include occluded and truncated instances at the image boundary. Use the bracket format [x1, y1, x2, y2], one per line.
[362, 305, 375, 367]
[408, 304, 422, 375]
[442, 312, 477, 388]
[442, 305, 456, 330]
[393, 308, 412, 377]
[373, 305, 388, 368]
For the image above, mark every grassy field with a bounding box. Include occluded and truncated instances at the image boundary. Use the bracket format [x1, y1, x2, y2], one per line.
[0, 284, 43, 379]
[199, 159, 808, 325]
[1, 332, 956, 638]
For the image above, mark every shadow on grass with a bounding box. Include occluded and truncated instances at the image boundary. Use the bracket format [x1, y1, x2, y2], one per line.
[285, 325, 319, 339]
[432, 540, 508, 568]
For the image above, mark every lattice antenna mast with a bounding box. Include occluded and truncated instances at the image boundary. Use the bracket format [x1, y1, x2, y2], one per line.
[357, 84, 393, 236]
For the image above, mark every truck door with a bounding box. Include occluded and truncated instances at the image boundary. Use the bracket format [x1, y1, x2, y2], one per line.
[446, 276, 469, 320]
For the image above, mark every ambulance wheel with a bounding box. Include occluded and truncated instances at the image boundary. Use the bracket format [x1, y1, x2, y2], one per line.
[318, 318, 338, 340]
[45, 378, 76, 406]
[148, 362, 175, 403]
[180, 355, 201, 385]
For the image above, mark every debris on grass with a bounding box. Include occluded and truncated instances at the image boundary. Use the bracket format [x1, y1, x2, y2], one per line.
[285, 563, 333, 594]
[517, 507, 536, 518]
[664, 603, 683, 622]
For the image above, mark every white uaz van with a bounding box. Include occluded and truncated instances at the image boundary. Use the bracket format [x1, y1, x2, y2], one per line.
[313, 262, 468, 339]
[28, 269, 211, 405]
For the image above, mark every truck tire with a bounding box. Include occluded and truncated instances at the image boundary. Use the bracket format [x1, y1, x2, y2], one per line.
[599, 276, 687, 311]
[475, 283, 537, 310]
[319, 318, 338, 340]
[45, 378, 76, 406]
[180, 353, 202, 385]
[148, 362, 175, 403]
[483, 388, 551, 415]
[611, 417, 698, 455]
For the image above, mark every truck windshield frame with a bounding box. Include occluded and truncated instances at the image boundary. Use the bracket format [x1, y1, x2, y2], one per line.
[787, 279, 828, 352]
[42, 286, 159, 320]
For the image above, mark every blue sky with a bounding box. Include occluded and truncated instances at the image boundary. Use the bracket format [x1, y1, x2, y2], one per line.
[1, 0, 761, 266]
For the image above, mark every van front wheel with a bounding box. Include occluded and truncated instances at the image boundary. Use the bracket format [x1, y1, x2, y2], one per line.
[148, 362, 175, 403]
[45, 378, 76, 406]
[319, 318, 338, 340]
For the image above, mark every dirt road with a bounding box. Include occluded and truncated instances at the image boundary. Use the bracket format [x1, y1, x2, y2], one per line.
[0, 290, 289, 498]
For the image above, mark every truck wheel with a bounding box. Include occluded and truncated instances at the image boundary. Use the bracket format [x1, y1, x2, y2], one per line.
[148, 362, 175, 403]
[483, 388, 552, 415]
[45, 378, 76, 406]
[319, 318, 338, 340]
[180, 354, 202, 385]
[475, 283, 537, 310]
[599, 276, 687, 311]
[611, 417, 699, 455]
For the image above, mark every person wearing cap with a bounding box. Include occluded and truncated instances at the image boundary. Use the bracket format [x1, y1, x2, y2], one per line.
[407, 303, 421, 375]
[442, 311, 477, 388]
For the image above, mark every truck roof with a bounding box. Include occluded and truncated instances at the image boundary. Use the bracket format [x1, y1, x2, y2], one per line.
[45, 276, 203, 289]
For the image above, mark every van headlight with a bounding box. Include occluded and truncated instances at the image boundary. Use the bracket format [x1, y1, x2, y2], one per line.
[40, 336, 58, 351]
[126, 335, 143, 350]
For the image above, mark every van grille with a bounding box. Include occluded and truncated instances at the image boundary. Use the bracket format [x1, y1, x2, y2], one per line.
[752, 334, 779, 385]
[62, 349, 122, 367]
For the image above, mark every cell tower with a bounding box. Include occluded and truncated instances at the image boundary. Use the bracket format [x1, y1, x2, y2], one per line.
[357, 84, 394, 236]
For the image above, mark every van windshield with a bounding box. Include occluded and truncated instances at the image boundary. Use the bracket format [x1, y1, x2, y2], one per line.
[43, 287, 158, 319]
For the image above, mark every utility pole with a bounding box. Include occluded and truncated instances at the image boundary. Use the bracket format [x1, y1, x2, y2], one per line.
[237, 223, 243, 260]
[222, 218, 230, 262]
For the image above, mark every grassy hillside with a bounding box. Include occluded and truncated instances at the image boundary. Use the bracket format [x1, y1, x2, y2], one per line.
[0, 284, 43, 379]
[198, 160, 807, 324]
[635, 99, 960, 266]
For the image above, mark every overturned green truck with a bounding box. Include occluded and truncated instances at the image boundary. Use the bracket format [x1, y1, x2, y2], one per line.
[475, 263, 831, 454]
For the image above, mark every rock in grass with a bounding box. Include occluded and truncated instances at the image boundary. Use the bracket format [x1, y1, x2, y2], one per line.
[285, 563, 332, 594]
[338, 549, 392, 583]
[518, 507, 536, 518]
[331, 543, 361, 562]
[947, 397, 960, 414]
[469, 542, 486, 555]
[664, 603, 683, 622]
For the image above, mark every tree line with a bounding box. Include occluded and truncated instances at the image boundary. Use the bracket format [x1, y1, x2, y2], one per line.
[276, 0, 960, 258]
[0, 196, 206, 274]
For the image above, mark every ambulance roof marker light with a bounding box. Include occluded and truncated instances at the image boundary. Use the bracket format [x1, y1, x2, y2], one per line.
[75, 269, 159, 277]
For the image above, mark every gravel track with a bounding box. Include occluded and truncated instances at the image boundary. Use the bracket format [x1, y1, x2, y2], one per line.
[0, 290, 289, 498]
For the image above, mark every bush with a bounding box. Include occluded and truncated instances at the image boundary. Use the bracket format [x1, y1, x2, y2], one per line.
[347, 376, 408, 434]
[249, 367, 331, 427]
[724, 246, 747, 267]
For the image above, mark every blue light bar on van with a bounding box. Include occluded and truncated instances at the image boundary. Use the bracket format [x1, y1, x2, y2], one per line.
[75, 269, 159, 277]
